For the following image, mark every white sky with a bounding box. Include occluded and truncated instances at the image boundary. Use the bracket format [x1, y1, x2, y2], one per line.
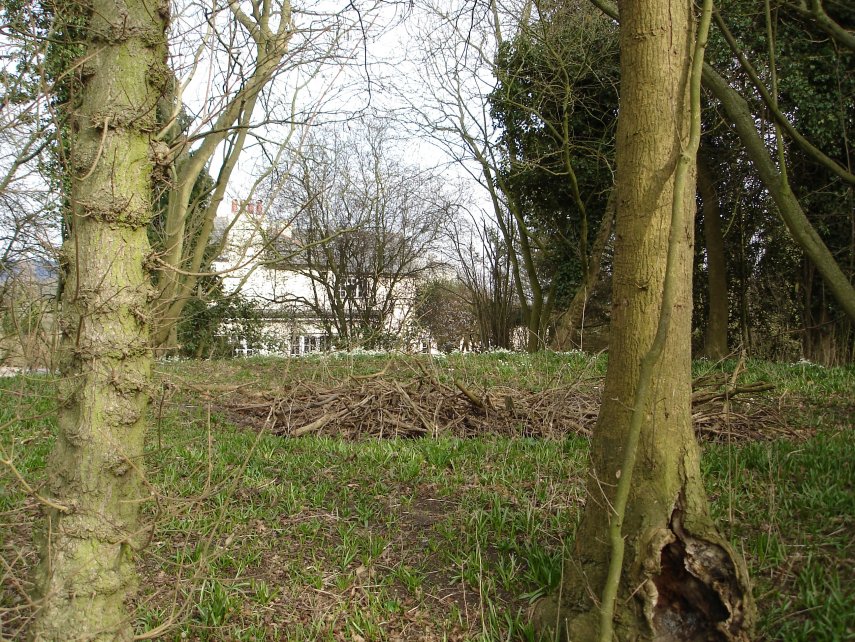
[175, 0, 508, 221]
[0, 0, 513, 259]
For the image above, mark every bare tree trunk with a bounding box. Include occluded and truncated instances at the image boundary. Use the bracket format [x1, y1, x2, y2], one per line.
[698, 157, 729, 360]
[552, 195, 614, 351]
[533, 1, 754, 639]
[31, 0, 166, 638]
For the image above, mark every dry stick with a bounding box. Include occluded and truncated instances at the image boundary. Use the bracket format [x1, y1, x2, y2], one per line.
[0, 410, 70, 513]
[691, 381, 775, 406]
[292, 410, 346, 437]
[597, 1, 713, 640]
[394, 381, 437, 435]
[0, 451, 71, 514]
[382, 415, 426, 434]
[453, 378, 485, 410]
[291, 392, 375, 436]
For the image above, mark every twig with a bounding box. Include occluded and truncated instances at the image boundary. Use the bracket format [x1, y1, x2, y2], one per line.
[394, 381, 437, 435]
[292, 411, 346, 437]
[453, 378, 485, 410]
[0, 452, 71, 514]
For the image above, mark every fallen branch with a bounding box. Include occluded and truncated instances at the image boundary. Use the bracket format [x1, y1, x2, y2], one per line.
[292, 411, 346, 437]
[692, 381, 775, 406]
[453, 378, 485, 410]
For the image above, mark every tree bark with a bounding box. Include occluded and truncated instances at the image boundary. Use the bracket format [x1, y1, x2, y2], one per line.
[533, 0, 754, 639]
[697, 157, 729, 360]
[31, 0, 167, 638]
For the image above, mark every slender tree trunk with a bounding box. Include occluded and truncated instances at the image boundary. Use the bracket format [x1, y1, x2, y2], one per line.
[697, 157, 729, 360]
[702, 65, 855, 324]
[31, 0, 167, 639]
[533, 1, 753, 639]
[552, 195, 615, 351]
[735, 208, 752, 352]
[194, 337, 208, 360]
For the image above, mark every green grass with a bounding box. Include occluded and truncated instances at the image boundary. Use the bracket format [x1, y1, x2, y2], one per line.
[1, 354, 852, 640]
[161, 349, 608, 393]
[703, 430, 855, 641]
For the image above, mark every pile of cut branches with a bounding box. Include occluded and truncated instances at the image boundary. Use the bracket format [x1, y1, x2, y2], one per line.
[214, 375, 599, 440]
[691, 373, 790, 441]
[179, 361, 798, 443]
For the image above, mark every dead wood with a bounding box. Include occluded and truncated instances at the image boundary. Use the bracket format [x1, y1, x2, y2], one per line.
[692, 381, 775, 406]
[292, 411, 346, 437]
[453, 379, 485, 410]
[188, 365, 799, 443]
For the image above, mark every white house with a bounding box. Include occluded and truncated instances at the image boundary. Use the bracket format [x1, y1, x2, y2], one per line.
[210, 198, 428, 355]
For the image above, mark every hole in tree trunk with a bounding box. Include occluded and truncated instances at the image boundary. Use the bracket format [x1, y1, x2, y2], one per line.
[651, 534, 730, 641]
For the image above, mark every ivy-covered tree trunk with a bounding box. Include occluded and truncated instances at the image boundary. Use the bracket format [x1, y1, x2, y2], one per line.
[31, 0, 167, 639]
[533, 0, 754, 639]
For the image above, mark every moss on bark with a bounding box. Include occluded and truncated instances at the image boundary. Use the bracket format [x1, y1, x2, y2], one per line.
[532, 1, 754, 639]
[30, 0, 168, 639]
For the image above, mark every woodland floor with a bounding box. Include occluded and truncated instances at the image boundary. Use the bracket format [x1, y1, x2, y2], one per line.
[1, 352, 852, 641]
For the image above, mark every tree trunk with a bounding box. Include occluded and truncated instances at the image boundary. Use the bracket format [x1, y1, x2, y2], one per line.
[31, 0, 166, 639]
[702, 64, 855, 325]
[533, 1, 754, 639]
[552, 195, 615, 351]
[801, 262, 852, 366]
[697, 157, 729, 360]
[736, 208, 753, 353]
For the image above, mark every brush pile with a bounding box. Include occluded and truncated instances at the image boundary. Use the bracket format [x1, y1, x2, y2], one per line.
[187, 361, 797, 443]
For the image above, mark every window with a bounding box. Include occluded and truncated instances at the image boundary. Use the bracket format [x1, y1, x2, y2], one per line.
[337, 276, 371, 302]
[290, 334, 330, 355]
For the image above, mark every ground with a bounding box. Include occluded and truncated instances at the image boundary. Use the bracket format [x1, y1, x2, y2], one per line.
[1, 352, 852, 641]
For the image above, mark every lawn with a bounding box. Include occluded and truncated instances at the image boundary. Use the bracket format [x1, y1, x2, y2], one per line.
[1, 352, 852, 641]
